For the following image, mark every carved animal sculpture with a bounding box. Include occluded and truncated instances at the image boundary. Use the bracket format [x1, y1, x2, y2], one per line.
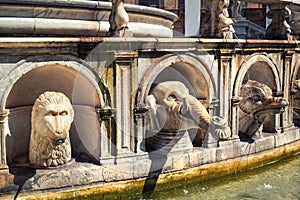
[109, 0, 129, 33]
[28, 91, 74, 167]
[238, 80, 288, 139]
[146, 81, 231, 151]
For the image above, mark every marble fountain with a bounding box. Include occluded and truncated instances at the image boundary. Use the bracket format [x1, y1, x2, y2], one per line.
[0, 0, 300, 199]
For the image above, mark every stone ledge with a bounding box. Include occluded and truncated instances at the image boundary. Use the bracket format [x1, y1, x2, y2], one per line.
[1, 129, 300, 198]
[1, 138, 300, 200]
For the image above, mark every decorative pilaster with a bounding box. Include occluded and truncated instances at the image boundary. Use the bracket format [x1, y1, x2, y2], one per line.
[219, 51, 232, 123]
[231, 96, 242, 139]
[0, 109, 9, 169]
[113, 51, 138, 156]
[266, 4, 291, 40]
[282, 51, 295, 130]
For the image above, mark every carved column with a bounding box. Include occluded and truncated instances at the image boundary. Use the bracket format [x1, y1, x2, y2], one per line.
[266, 4, 291, 39]
[0, 110, 9, 169]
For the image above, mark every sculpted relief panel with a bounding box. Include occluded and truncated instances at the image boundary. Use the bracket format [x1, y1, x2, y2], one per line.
[29, 91, 74, 167]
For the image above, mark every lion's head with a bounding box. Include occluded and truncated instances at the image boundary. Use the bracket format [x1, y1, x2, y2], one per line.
[29, 91, 74, 167]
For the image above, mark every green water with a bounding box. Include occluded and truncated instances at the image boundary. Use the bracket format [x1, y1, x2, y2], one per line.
[79, 153, 300, 200]
[122, 153, 300, 200]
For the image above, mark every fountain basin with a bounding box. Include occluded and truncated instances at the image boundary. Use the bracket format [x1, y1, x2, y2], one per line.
[0, 0, 177, 37]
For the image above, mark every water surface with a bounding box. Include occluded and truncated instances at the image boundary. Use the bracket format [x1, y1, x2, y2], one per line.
[128, 153, 300, 200]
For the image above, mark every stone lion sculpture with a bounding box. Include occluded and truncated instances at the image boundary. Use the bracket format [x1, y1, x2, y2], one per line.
[29, 91, 74, 167]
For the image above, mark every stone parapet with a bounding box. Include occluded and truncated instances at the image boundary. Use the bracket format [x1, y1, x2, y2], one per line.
[0, 37, 299, 198]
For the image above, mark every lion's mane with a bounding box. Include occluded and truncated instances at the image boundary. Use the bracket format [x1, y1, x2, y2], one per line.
[28, 91, 74, 167]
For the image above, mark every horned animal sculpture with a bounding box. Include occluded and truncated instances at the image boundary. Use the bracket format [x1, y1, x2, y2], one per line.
[238, 80, 288, 139]
[29, 91, 74, 167]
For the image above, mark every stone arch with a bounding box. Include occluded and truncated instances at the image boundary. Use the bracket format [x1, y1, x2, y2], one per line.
[1, 55, 104, 109]
[137, 53, 217, 107]
[135, 53, 217, 150]
[233, 53, 281, 96]
[3, 55, 106, 165]
[233, 53, 282, 135]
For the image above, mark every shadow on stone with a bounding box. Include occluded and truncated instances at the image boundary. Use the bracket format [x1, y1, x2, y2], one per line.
[142, 131, 184, 198]
[142, 154, 167, 198]
[9, 166, 36, 200]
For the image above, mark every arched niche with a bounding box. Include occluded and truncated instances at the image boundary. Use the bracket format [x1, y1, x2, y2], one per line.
[234, 53, 281, 134]
[136, 53, 217, 149]
[137, 54, 217, 107]
[3, 55, 106, 165]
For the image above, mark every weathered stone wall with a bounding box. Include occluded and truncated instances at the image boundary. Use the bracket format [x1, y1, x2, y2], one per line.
[0, 37, 300, 196]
